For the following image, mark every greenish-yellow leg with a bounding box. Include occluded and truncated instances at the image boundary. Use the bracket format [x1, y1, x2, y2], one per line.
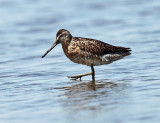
[68, 64, 95, 81]
[68, 72, 92, 80]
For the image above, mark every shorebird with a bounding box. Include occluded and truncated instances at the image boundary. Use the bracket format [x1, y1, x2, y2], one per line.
[42, 29, 131, 81]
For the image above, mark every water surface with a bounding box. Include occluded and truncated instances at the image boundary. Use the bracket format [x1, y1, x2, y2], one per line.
[0, 0, 160, 122]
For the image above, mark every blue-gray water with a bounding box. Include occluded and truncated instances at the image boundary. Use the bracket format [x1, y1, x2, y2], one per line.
[0, 0, 160, 123]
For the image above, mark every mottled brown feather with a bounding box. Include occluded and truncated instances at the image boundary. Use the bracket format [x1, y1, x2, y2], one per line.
[55, 29, 131, 66]
[70, 37, 131, 56]
[61, 37, 131, 66]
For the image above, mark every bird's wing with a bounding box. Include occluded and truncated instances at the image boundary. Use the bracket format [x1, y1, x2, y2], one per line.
[74, 37, 131, 56]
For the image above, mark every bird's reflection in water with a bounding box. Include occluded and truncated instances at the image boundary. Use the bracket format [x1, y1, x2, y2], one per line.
[55, 79, 128, 110]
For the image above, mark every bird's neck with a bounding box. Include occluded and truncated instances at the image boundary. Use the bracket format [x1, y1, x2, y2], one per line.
[61, 40, 70, 54]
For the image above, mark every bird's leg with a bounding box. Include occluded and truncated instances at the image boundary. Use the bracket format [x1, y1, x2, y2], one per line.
[91, 64, 95, 82]
[68, 72, 92, 80]
[68, 64, 95, 81]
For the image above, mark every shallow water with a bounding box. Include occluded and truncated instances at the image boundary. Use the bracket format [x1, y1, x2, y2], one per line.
[1, 0, 160, 122]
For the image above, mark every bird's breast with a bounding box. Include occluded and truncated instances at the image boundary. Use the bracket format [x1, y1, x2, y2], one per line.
[61, 43, 103, 66]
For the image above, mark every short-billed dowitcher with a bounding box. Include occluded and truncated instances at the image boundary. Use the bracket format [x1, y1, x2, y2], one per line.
[42, 29, 131, 81]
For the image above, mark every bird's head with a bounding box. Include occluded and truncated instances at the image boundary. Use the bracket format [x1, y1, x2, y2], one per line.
[56, 29, 72, 44]
[41, 29, 72, 58]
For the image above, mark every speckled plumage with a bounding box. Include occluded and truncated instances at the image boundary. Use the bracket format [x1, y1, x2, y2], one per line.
[62, 36, 131, 66]
[42, 29, 131, 80]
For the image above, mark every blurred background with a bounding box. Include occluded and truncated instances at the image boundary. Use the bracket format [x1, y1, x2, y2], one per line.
[0, 0, 160, 122]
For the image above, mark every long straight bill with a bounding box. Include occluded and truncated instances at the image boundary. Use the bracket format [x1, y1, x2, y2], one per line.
[41, 41, 57, 58]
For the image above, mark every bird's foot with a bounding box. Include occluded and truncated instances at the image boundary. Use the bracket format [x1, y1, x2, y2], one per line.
[68, 72, 92, 81]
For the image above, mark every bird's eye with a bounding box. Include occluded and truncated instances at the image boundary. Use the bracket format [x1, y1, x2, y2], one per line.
[57, 34, 63, 39]
[57, 34, 66, 42]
